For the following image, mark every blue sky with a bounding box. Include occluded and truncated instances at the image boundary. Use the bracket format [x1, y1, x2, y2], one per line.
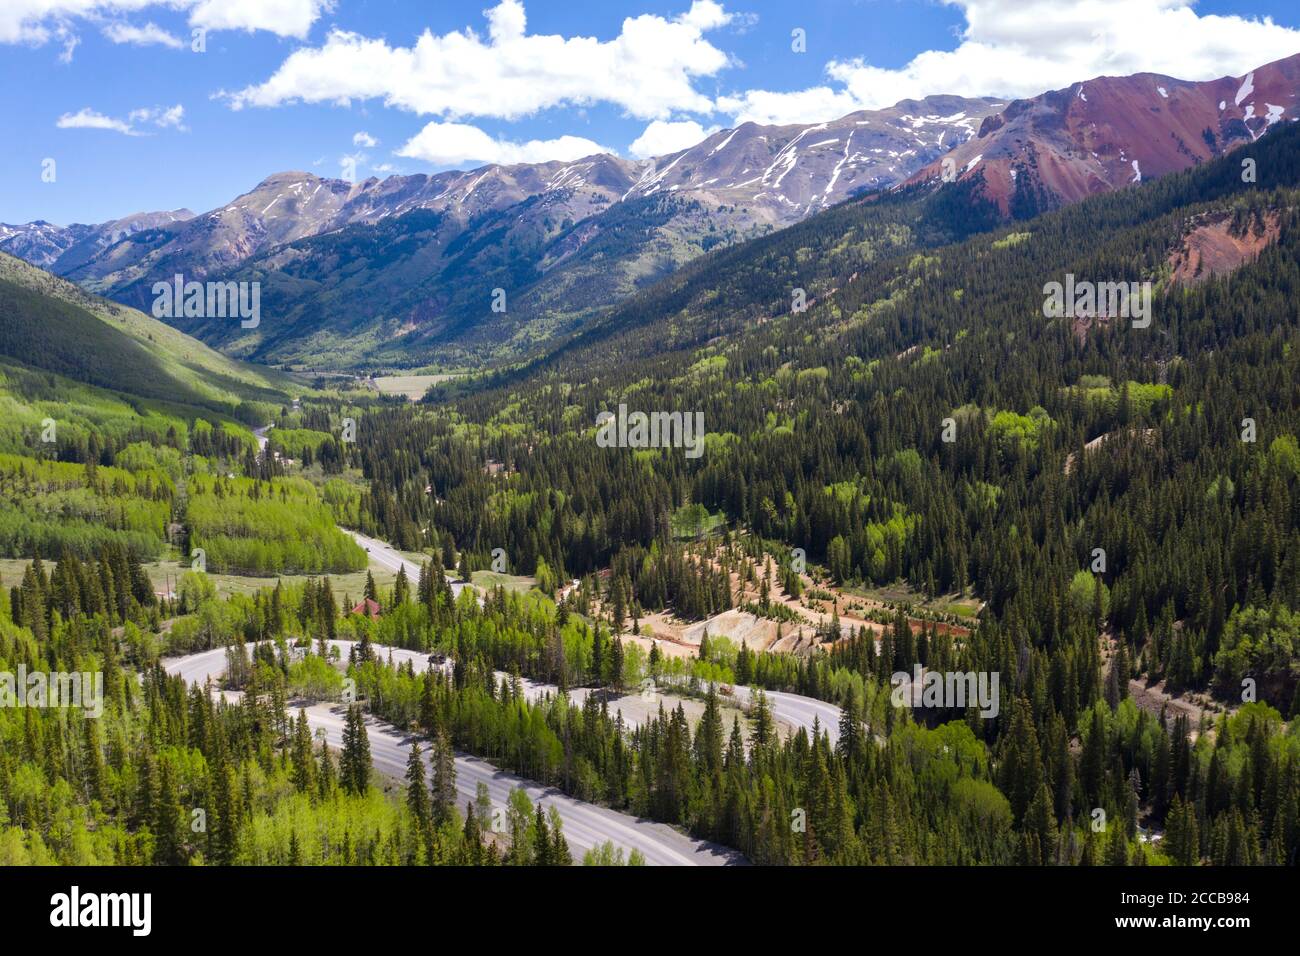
[2, 0, 1298, 225]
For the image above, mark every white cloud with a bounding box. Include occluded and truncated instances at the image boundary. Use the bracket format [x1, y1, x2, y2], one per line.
[352, 130, 378, 147]
[56, 107, 135, 134]
[678, 0, 731, 31]
[130, 104, 186, 129]
[57, 103, 185, 135]
[720, 0, 1300, 125]
[224, 0, 733, 121]
[188, 0, 332, 39]
[396, 121, 610, 167]
[716, 86, 859, 127]
[629, 118, 718, 159]
[57, 30, 78, 62]
[103, 21, 184, 48]
[2, 1, 329, 47]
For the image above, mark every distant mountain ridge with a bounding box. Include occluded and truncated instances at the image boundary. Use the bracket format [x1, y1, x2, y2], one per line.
[0, 209, 193, 271]
[5, 93, 1004, 290]
[1, 95, 1001, 367]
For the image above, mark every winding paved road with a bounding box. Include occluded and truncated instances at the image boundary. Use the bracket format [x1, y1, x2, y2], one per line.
[163, 642, 743, 866]
[730, 685, 843, 745]
[347, 529, 473, 602]
[321, 518, 844, 734]
[166, 520, 846, 862]
[345, 528, 846, 742]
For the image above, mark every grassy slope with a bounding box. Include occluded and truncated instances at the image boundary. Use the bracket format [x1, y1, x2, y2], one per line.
[0, 251, 297, 418]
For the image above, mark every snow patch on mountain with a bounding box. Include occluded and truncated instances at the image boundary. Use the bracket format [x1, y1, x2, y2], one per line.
[824, 132, 855, 198]
[708, 128, 738, 156]
[1236, 72, 1255, 106]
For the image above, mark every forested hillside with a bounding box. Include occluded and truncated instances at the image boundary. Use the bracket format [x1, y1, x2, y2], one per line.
[440, 175, 1003, 400]
[326, 122, 1300, 864]
[153, 192, 761, 369]
[1, 91, 1297, 874]
[0, 257, 372, 578]
[0, 252, 293, 421]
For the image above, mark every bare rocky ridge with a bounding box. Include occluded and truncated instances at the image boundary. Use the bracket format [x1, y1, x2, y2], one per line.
[622, 94, 1005, 221]
[1168, 209, 1282, 286]
[906, 51, 1300, 216]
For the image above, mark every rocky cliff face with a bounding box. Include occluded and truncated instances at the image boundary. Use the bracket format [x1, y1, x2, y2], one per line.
[907, 52, 1300, 216]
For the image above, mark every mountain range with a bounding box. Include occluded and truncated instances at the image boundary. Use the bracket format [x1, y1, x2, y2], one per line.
[1, 94, 1004, 368]
[3, 53, 1298, 371]
[0, 209, 193, 272]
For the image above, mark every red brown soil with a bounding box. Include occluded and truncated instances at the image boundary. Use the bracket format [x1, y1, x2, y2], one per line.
[1168, 211, 1280, 286]
[905, 52, 1300, 216]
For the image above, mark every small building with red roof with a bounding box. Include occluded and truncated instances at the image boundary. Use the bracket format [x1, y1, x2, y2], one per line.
[351, 597, 382, 620]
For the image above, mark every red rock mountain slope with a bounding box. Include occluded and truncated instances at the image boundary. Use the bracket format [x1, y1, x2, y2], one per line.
[906, 52, 1300, 215]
